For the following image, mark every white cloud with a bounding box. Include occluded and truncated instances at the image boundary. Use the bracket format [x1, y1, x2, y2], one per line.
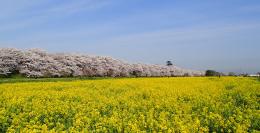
[44, 0, 110, 15]
[0, 0, 112, 32]
[86, 22, 260, 46]
[240, 5, 260, 12]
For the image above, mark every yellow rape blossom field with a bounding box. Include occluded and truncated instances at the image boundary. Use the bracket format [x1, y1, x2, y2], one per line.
[0, 77, 259, 132]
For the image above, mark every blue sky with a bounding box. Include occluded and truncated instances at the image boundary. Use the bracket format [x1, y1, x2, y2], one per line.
[0, 0, 260, 73]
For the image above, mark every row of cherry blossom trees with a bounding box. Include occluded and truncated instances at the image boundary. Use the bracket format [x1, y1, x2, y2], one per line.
[0, 48, 205, 78]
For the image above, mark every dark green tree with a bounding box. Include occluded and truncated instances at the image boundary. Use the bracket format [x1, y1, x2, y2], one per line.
[205, 70, 219, 76]
[166, 61, 173, 66]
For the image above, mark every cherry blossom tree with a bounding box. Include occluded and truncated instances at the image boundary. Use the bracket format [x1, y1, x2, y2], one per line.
[0, 48, 205, 78]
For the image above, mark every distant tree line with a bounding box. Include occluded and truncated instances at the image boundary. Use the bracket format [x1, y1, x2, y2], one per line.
[205, 70, 260, 78]
[0, 48, 205, 78]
